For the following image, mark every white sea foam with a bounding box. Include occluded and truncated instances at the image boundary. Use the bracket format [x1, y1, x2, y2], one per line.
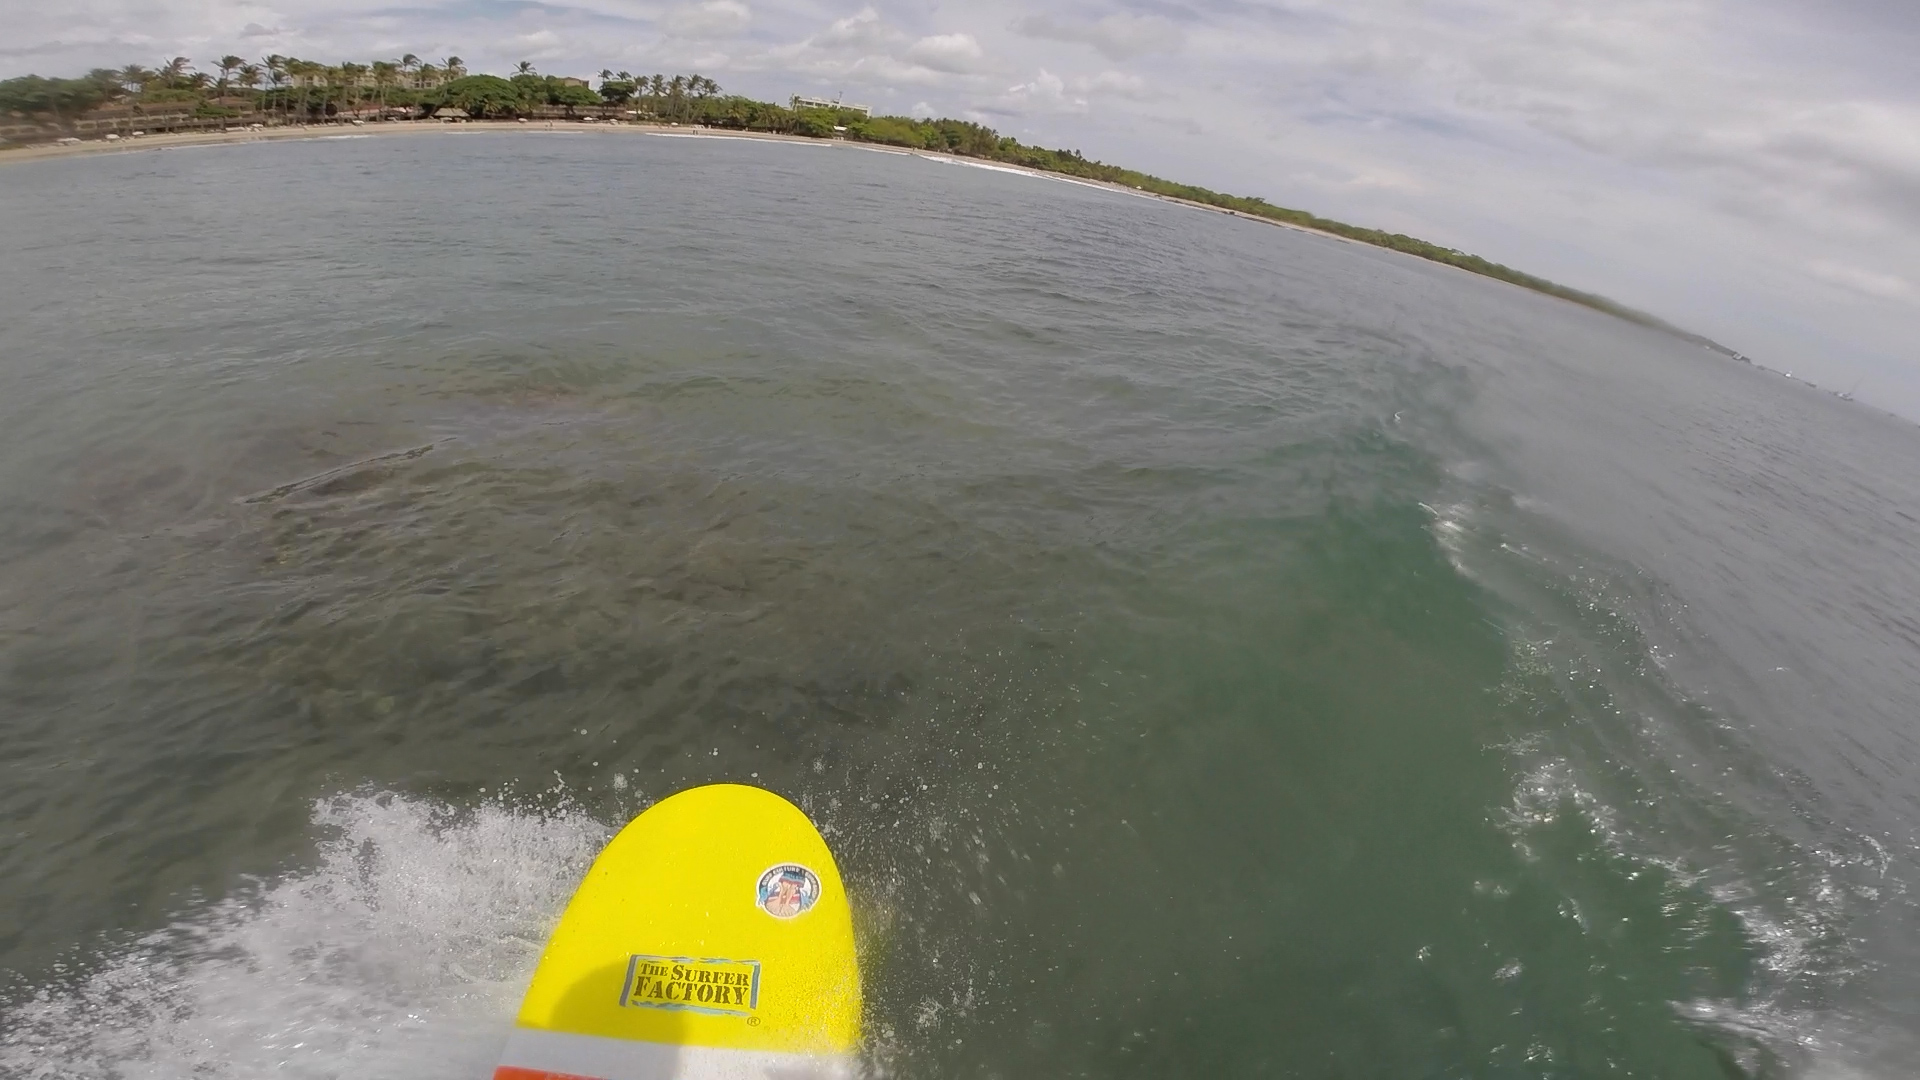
[0, 793, 606, 1080]
[917, 157, 1037, 179]
[646, 133, 831, 145]
[1419, 498, 1478, 577]
[1497, 750, 1916, 1078]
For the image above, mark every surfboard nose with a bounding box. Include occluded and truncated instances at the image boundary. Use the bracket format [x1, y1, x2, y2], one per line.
[497, 784, 862, 1079]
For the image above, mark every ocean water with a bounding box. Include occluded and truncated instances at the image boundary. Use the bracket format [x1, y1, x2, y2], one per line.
[0, 131, 1915, 1078]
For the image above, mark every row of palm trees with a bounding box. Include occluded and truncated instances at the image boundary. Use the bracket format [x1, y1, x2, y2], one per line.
[596, 71, 720, 100]
[16, 53, 738, 125]
[102, 54, 470, 120]
[261, 54, 470, 118]
[136, 53, 469, 93]
[579, 70, 723, 122]
[120, 57, 725, 102]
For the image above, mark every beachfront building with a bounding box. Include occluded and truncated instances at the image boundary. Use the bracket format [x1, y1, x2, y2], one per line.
[790, 95, 870, 117]
[284, 63, 460, 91]
[288, 68, 381, 90]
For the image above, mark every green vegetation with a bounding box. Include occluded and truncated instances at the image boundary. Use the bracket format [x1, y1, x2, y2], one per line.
[437, 75, 522, 119]
[0, 71, 134, 121]
[0, 53, 1696, 333]
[0, 55, 463, 124]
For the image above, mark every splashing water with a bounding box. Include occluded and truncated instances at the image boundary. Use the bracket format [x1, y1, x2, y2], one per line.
[0, 794, 606, 1079]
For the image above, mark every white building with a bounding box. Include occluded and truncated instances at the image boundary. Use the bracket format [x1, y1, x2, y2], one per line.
[790, 95, 870, 117]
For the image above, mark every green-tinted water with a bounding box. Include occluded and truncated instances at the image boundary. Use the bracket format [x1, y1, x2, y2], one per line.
[0, 132, 1914, 1078]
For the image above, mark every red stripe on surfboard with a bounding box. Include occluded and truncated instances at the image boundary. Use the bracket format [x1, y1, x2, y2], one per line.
[492, 1067, 608, 1080]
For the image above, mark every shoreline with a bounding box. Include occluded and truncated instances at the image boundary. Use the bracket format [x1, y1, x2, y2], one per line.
[0, 119, 1357, 246]
[0, 118, 734, 163]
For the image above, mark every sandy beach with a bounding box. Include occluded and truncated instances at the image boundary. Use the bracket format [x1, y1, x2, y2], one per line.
[0, 118, 804, 163]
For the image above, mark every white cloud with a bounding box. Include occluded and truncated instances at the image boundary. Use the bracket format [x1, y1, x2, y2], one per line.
[1013, 13, 1185, 60]
[506, 29, 568, 63]
[665, 0, 752, 40]
[1009, 70, 1065, 100]
[1072, 70, 1146, 99]
[1810, 259, 1912, 300]
[999, 68, 1087, 114]
[811, 6, 891, 52]
[903, 33, 984, 74]
[760, 7, 992, 89]
[1343, 169, 1426, 193]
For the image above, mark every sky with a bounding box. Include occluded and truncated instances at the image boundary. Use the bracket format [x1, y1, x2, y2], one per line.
[4, 0, 1917, 415]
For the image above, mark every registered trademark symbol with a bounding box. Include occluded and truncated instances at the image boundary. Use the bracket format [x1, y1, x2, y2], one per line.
[747, 1017, 761, 1027]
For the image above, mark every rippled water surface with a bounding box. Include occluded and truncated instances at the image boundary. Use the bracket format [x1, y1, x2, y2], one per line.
[1, 131, 1917, 1078]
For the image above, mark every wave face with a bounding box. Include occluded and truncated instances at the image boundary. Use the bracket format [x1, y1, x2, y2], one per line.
[0, 133, 1915, 1078]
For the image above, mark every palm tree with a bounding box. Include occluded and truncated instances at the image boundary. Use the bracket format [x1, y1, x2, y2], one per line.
[262, 56, 286, 120]
[416, 62, 441, 91]
[515, 60, 536, 76]
[613, 70, 635, 116]
[216, 55, 243, 95]
[372, 60, 399, 116]
[159, 56, 191, 89]
[284, 58, 311, 121]
[120, 64, 154, 96]
[443, 56, 465, 79]
[338, 62, 369, 117]
[83, 68, 130, 108]
[302, 59, 325, 120]
[238, 64, 261, 114]
[323, 64, 347, 119]
[401, 53, 420, 79]
[595, 69, 616, 117]
[667, 74, 687, 119]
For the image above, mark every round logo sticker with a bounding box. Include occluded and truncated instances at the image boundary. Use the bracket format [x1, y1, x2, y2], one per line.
[756, 864, 821, 919]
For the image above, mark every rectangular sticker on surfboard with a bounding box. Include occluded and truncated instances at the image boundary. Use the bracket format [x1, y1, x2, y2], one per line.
[619, 954, 761, 1016]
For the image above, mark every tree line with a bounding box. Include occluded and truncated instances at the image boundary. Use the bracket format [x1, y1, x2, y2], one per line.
[0, 55, 468, 122]
[2, 57, 777, 125]
[0, 54, 1687, 333]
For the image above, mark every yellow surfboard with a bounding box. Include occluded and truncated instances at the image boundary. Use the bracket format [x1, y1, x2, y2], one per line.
[493, 784, 861, 1080]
